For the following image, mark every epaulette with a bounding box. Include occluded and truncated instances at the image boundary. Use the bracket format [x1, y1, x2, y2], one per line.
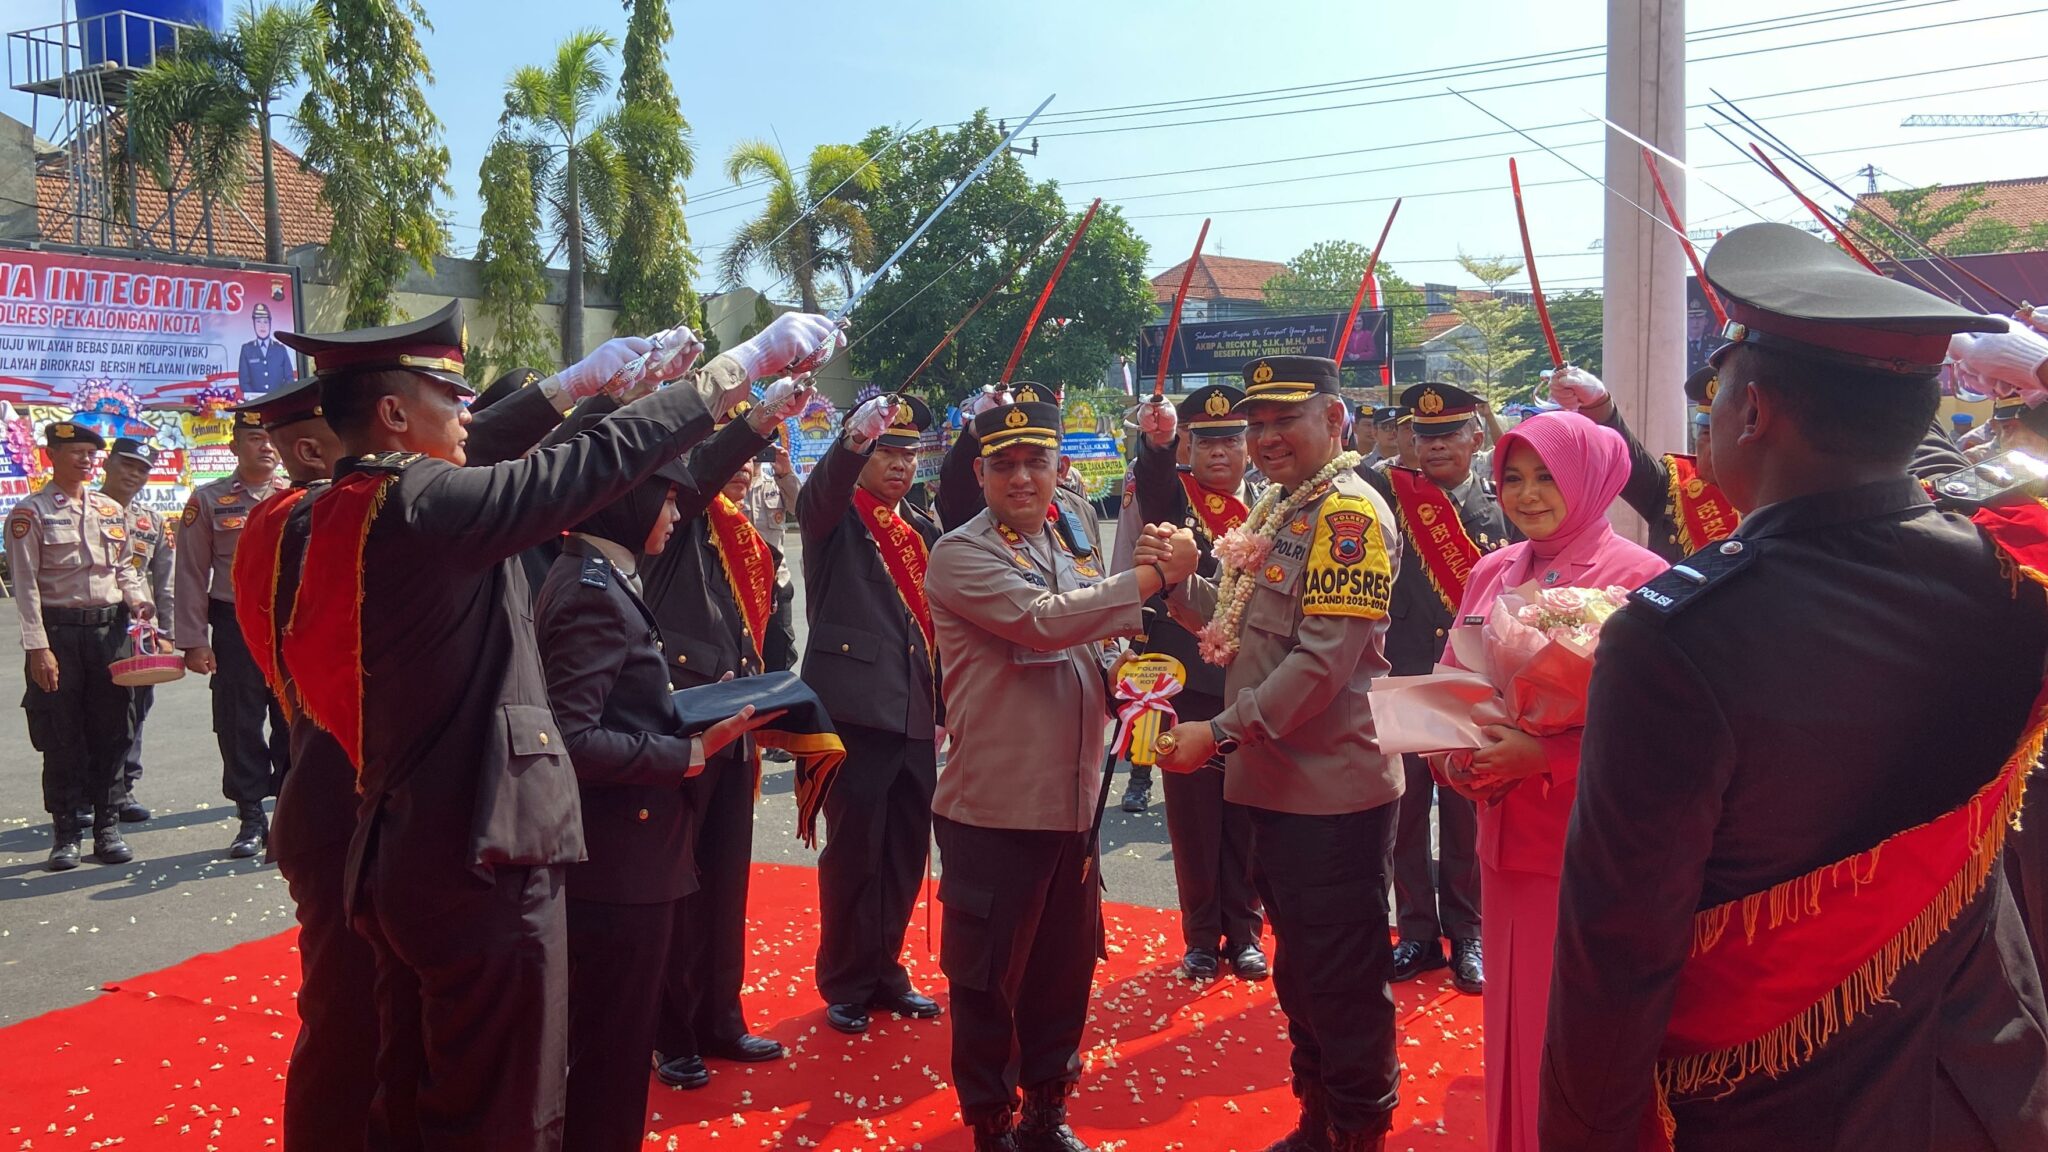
[359, 451, 427, 473]
[579, 554, 611, 590]
[1929, 450, 2048, 512]
[1630, 538, 1755, 619]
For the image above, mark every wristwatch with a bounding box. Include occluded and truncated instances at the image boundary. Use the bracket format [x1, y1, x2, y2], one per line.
[1209, 720, 1239, 756]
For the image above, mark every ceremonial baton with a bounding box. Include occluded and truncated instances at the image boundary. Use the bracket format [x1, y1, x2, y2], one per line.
[1509, 158, 1565, 371]
[1000, 197, 1104, 384]
[1641, 148, 1726, 327]
[1332, 197, 1402, 361]
[901, 219, 1065, 391]
[1151, 218, 1212, 403]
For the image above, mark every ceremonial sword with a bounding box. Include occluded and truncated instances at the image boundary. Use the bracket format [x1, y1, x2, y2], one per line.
[1332, 198, 1402, 360]
[1149, 219, 1212, 405]
[1508, 157, 1566, 371]
[999, 197, 1104, 385]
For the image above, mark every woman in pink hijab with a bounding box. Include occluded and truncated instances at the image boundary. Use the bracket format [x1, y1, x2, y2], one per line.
[1437, 409, 1667, 1152]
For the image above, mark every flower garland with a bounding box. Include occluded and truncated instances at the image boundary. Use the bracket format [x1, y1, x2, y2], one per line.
[1197, 450, 1362, 665]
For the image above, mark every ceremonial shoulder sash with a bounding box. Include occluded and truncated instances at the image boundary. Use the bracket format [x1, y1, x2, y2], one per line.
[1178, 472, 1250, 543]
[281, 469, 400, 773]
[706, 494, 776, 662]
[853, 486, 935, 669]
[1641, 498, 2048, 1151]
[230, 486, 309, 714]
[1385, 466, 1482, 613]
[1663, 454, 1741, 555]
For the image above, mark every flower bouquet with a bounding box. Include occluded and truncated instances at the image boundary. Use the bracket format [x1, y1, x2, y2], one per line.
[1368, 582, 1630, 756]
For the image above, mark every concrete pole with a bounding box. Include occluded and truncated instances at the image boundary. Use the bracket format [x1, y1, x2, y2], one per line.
[1603, 0, 1688, 540]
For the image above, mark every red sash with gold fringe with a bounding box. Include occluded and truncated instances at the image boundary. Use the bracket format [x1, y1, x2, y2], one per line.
[280, 470, 397, 773]
[706, 494, 775, 662]
[231, 486, 307, 711]
[1178, 473, 1249, 542]
[1386, 466, 1481, 613]
[853, 486, 934, 663]
[1663, 454, 1741, 555]
[1642, 499, 2048, 1151]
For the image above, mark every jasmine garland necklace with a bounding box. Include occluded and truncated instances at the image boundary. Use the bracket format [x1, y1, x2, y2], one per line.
[1197, 450, 1362, 665]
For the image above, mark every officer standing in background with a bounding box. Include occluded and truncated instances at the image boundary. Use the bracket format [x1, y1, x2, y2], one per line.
[176, 412, 289, 857]
[1359, 381, 1506, 994]
[98, 436, 171, 823]
[797, 392, 946, 1035]
[1129, 383, 1267, 983]
[1155, 355, 1406, 1152]
[926, 392, 1196, 1152]
[7, 422, 152, 870]
[741, 434, 802, 675]
[1548, 364, 1741, 562]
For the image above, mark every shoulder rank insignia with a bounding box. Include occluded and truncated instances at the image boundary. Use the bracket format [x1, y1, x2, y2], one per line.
[361, 451, 428, 473]
[1630, 537, 1756, 619]
[1930, 450, 2048, 512]
[579, 554, 611, 590]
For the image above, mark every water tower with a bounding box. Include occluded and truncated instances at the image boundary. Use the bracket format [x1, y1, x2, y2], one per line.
[7, 1, 225, 248]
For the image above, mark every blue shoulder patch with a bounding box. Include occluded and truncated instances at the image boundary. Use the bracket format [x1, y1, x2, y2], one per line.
[1630, 537, 1756, 619]
[579, 554, 611, 589]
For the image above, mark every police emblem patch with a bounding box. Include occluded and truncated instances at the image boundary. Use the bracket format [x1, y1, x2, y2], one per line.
[222, 516, 246, 530]
[1264, 564, 1285, 584]
[106, 524, 126, 541]
[7, 514, 27, 540]
[1324, 510, 1368, 565]
[181, 504, 199, 527]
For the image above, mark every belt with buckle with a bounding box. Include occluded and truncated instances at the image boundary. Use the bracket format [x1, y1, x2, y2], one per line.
[42, 604, 125, 627]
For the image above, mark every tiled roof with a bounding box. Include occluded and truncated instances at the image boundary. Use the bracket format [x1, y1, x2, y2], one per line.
[1151, 253, 1289, 304]
[36, 127, 332, 263]
[1419, 312, 1469, 341]
[1852, 176, 2048, 249]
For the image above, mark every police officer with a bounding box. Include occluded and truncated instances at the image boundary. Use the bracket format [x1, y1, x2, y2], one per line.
[927, 392, 1196, 1152]
[98, 436, 172, 823]
[937, 383, 1101, 557]
[643, 387, 813, 1089]
[7, 422, 152, 869]
[1547, 363, 1741, 562]
[1541, 223, 2048, 1150]
[1129, 384, 1267, 982]
[796, 392, 947, 1034]
[1359, 381, 1506, 993]
[176, 411, 289, 857]
[1155, 355, 1406, 1152]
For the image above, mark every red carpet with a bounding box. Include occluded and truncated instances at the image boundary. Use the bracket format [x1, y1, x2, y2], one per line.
[0, 862, 1484, 1150]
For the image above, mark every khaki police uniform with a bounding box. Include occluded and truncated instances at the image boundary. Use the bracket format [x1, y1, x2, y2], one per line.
[177, 463, 289, 808]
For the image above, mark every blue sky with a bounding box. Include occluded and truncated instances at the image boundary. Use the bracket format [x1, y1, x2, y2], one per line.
[6, 0, 2046, 299]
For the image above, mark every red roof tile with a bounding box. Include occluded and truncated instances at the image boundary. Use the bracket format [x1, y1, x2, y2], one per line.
[1852, 176, 2048, 249]
[1151, 253, 1289, 305]
[1419, 312, 1468, 341]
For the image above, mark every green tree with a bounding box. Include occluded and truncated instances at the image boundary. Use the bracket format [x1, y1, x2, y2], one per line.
[123, 40, 248, 256]
[608, 0, 699, 337]
[468, 139, 556, 386]
[718, 140, 880, 313]
[1446, 253, 1534, 403]
[844, 113, 1155, 407]
[1260, 239, 1428, 381]
[1948, 216, 2020, 256]
[1846, 183, 1990, 258]
[300, 0, 451, 327]
[2028, 222, 2048, 252]
[499, 28, 630, 361]
[1500, 290, 1602, 401]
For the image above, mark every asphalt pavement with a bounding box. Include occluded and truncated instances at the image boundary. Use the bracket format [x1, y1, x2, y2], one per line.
[0, 528, 1187, 1025]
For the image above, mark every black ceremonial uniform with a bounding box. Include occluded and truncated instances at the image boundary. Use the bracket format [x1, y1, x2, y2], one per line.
[1130, 387, 1262, 967]
[796, 402, 943, 1021]
[638, 412, 780, 1070]
[1596, 366, 1736, 563]
[1541, 222, 2048, 1152]
[277, 303, 717, 1152]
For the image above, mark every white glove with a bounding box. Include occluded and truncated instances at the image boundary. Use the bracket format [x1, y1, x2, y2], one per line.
[846, 395, 896, 446]
[728, 313, 843, 382]
[2019, 306, 2046, 336]
[960, 387, 1010, 420]
[747, 377, 810, 433]
[1950, 325, 2048, 406]
[1138, 397, 1177, 447]
[1544, 365, 1608, 411]
[555, 336, 653, 404]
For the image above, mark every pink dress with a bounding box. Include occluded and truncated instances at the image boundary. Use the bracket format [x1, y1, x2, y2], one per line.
[1440, 413, 1668, 1152]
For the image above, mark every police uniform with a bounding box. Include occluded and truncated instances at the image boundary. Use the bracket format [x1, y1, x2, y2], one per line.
[104, 437, 173, 817]
[796, 396, 946, 1031]
[236, 302, 296, 394]
[1358, 382, 1507, 989]
[927, 397, 1147, 1146]
[1169, 356, 1406, 1148]
[1129, 384, 1264, 976]
[637, 404, 789, 1080]
[1540, 223, 2048, 1152]
[6, 422, 150, 868]
[175, 419, 289, 855]
[272, 301, 724, 1152]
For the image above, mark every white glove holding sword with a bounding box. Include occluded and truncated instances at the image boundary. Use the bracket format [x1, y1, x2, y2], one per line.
[1542, 365, 1608, 412]
[1138, 396, 1178, 447]
[845, 394, 899, 450]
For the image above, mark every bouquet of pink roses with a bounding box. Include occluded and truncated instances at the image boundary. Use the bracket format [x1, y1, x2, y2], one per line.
[1368, 581, 1631, 756]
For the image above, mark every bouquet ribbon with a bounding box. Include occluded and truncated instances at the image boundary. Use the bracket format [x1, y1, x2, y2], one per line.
[1112, 674, 1182, 762]
[126, 617, 165, 656]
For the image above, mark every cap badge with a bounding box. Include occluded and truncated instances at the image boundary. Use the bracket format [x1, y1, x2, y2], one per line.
[1204, 392, 1231, 417]
[1417, 389, 1445, 416]
[1252, 362, 1274, 385]
[53, 423, 75, 439]
[1015, 384, 1043, 403]
[1704, 375, 1720, 402]
[1004, 408, 1029, 429]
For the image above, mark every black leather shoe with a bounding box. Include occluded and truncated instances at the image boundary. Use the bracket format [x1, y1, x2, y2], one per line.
[1229, 943, 1270, 981]
[655, 1054, 709, 1088]
[826, 1003, 870, 1034]
[228, 804, 267, 860]
[1389, 939, 1446, 983]
[1448, 937, 1484, 995]
[870, 990, 942, 1019]
[117, 800, 150, 823]
[92, 814, 134, 865]
[703, 1034, 784, 1062]
[47, 816, 83, 872]
[1120, 777, 1151, 814]
[1182, 947, 1221, 980]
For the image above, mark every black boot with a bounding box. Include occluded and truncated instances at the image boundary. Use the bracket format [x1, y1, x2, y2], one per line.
[1016, 1081, 1092, 1152]
[47, 812, 83, 872]
[1120, 766, 1153, 814]
[971, 1107, 1019, 1152]
[1326, 1125, 1386, 1152]
[92, 809, 133, 865]
[1261, 1079, 1332, 1152]
[228, 803, 267, 859]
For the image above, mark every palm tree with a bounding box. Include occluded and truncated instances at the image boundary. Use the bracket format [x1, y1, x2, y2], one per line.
[498, 28, 628, 362]
[719, 141, 879, 313]
[125, 1, 326, 263]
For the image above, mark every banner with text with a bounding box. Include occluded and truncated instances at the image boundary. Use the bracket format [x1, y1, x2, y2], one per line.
[1136, 309, 1390, 379]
